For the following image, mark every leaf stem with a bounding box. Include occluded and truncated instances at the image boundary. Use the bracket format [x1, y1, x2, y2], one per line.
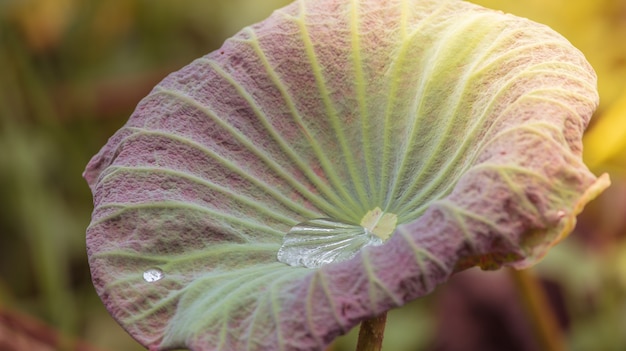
[509, 268, 565, 351]
[355, 312, 387, 351]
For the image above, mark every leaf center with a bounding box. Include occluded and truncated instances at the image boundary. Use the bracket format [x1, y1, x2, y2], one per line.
[360, 207, 398, 241]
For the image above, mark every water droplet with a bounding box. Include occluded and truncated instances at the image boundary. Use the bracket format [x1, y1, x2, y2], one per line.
[556, 210, 566, 219]
[143, 268, 164, 282]
[278, 218, 385, 268]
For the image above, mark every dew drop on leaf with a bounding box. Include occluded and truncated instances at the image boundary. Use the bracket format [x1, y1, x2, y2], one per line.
[143, 268, 164, 283]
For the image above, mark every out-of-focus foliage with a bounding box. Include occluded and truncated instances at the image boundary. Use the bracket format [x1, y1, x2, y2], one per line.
[0, 0, 625, 350]
[584, 91, 626, 172]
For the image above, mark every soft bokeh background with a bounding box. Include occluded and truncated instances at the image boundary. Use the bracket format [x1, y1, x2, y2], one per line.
[0, 1, 624, 350]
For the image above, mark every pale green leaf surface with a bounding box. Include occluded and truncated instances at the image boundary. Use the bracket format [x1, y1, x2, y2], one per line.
[84, 0, 608, 350]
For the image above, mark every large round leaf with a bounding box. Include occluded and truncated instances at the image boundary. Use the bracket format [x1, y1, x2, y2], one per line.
[84, 0, 609, 350]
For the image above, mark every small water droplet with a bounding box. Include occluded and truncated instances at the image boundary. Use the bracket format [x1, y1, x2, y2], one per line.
[556, 210, 566, 219]
[143, 268, 164, 282]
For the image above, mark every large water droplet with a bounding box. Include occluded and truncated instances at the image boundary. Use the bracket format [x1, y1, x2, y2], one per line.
[143, 268, 164, 282]
[277, 218, 385, 268]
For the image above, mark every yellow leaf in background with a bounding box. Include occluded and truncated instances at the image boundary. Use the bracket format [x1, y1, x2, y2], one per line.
[583, 89, 626, 170]
[8, 0, 77, 51]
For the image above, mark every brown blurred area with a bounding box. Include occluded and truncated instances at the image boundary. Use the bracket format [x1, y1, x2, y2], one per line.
[1, 1, 625, 350]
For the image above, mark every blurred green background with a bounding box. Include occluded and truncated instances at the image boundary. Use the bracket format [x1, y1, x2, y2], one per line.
[0, 1, 624, 350]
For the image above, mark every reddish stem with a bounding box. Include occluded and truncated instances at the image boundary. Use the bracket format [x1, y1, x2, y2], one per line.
[355, 312, 387, 351]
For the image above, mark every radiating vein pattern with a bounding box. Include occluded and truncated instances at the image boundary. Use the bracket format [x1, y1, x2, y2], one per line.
[83, 1, 607, 351]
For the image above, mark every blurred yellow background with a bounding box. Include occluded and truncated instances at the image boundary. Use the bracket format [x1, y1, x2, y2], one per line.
[0, 1, 624, 350]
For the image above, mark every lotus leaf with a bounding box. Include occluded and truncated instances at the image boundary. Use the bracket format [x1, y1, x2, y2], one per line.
[84, 0, 609, 350]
